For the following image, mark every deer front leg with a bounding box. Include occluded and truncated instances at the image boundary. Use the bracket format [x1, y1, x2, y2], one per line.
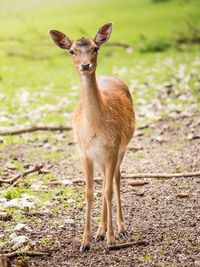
[105, 155, 117, 247]
[80, 157, 94, 252]
[96, 173, 107, 241]
[114, 169, 127, 238]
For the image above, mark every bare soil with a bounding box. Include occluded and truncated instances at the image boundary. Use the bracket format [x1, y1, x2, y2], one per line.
[1, 113, 200, 266]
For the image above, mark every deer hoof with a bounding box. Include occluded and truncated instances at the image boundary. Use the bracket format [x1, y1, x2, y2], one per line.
[95, 235, 104, 242]
[119, 231, 128, 239]
[80, 245, 90, 252]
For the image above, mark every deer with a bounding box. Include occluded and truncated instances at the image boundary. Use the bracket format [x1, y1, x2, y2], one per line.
[49, 23, 135, 251]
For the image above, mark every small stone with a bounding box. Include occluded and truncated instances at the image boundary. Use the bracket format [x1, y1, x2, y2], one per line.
[15, 223, 26, 231]
[194, 260, 200, 267]
[189, 221, 196, 227]
[67, 199, 75, 204]
[11, 235, 29, 248]
[64, 218, 75, 224]
[151, 135, 164, 143]
[31, 184, 42, 191]
[14, 223, 33, 232]
[2, 197, 37, 210]
[0, 212, 12, 221]
[42, 208, 50, 213]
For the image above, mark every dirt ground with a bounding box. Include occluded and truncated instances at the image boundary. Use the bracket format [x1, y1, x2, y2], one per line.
[0, 113, 200, 266]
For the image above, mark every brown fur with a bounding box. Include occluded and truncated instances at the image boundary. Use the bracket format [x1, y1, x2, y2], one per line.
[49, 23, 135, 250]
[76, 37, 91, 47]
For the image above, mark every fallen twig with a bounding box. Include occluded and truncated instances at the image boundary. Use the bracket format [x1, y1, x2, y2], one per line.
[72, 171, 200, 184]
[0, 164, 43, 186]
[122, 172, 200, 179]
[72, 178, 102, 184]
[176, 193, 189, 198]
[107, 240, 148, 250]
[128, 181, 149, 186]
[0, 125, 72, 136]
[0, 250, 50, 258]
[48, 180, 72, 185]
[105, 41, 132, 49]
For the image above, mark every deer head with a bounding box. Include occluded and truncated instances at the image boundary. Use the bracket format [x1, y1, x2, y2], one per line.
[49, 23, 113, 75]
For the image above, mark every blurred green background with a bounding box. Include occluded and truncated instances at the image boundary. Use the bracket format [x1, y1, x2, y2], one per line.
[0, 0, 200, 129]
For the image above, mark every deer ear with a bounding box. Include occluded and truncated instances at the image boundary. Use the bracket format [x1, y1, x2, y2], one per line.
[94, 22, 113, 46]
[49, 29, 72, 50]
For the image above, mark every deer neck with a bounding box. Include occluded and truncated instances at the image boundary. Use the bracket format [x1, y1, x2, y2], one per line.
[79, 72, 103, 122]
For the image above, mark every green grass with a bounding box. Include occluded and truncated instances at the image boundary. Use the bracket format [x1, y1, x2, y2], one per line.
[0, 0, 199, 147]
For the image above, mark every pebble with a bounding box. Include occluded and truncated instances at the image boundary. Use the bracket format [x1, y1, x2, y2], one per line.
[67, 199, 75, 204]
[195, 260, 200, 267]
[31, 183, 42, 191]
[1, 198, 35, 209]
[64, 218, 75, 224]
[10, 235, 29, 248]
[0, 194, 42, 210]
[14, 223, 33, 232]
[42, 208, 51, 213]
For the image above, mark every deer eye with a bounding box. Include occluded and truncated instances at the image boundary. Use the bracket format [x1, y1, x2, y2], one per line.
[69, 50, 75, 55]
[93, 47, 99, 53]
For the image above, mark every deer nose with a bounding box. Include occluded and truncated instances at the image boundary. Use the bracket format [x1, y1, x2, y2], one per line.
[81, 64, 91, 71]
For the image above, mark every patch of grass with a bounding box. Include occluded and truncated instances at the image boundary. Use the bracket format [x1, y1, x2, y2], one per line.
[163, 234, 170, 242]
[8, 159, 24, 171]
[154, 179, 164, 183]
[131, 152, 144, 160]
[173, 167, 187, 173]
[139, 36, 175, 53]
[141, 127, 152, 136]
[139, 252, 151, 262]
[0, 0, 199, 130]
[128, 170, 135, 174]
[179, 183, 189, 189]
[41, 237, 51, 246]
[132, 234, 141, 241]
[160, 248, 164, 256]
[50, 205, 61, 213]
[96, 216, 101, 226]
[3, 187, 23, 200]
[44, 151, 62, 161]
[42, 173, 55, 181]
[26, 147, 43, 161]
[169, 122, 183, 129]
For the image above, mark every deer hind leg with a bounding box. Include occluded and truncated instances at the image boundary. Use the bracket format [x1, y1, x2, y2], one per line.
[96, 171, 107, 242]
[105, 154, 118, 246]
[80, 157, 94, 252]
[114, 152, 127, 238]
